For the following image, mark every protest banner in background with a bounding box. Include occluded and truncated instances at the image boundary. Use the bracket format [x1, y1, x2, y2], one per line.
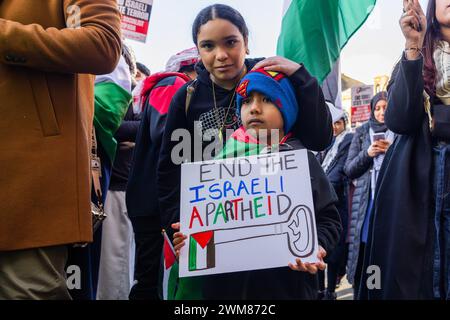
[351, 85, 374, 128]
[117, 0, 153, 43]
[179, 150, 319, 278]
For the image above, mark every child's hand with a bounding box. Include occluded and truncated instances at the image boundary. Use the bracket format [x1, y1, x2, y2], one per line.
[171, 222, 187, 259]
[288, 246, 327, 274]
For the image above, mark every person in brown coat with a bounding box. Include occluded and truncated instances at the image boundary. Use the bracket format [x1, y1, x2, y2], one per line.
[0, 0, 122, 299]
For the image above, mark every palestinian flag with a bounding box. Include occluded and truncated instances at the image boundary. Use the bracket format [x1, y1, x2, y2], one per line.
[162, 230, 203, 300]
[277, 0, 376, 84]
[94, 55, 133, 162]
[162, 230, 178, 300]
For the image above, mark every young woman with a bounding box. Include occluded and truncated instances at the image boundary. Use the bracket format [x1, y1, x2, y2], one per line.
[360, 0, 450, 300]
[157, 3, 333, 238]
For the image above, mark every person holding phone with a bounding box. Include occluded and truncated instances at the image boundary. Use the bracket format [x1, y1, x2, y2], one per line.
[343, 91, 394, 298]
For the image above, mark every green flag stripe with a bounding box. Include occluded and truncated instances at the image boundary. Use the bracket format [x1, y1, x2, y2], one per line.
[188, 236, 197, 271]
[167, 263, 179, 300]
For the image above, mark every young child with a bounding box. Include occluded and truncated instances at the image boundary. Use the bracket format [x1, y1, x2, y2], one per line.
[172, 69, 341, 300]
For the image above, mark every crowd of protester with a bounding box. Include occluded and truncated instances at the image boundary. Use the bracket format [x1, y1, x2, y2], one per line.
[0, 0, 449, 301]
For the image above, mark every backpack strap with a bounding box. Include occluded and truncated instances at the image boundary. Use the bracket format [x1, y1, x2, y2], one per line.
[185, 79, 198, 116]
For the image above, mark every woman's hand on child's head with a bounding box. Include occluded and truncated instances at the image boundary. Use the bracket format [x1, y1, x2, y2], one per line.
[288, 246, 327, 274]
[171, 222, 187, 259]
[252, 56, 301, 76]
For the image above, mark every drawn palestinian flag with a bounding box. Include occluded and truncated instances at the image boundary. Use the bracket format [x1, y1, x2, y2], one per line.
[188, 231, 215, 271]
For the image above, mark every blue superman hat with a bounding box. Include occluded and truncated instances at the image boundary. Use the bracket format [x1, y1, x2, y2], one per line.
[236, 68, 298, 134]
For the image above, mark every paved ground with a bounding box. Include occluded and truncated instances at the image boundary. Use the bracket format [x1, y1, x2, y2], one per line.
[336, 276, 354, 300]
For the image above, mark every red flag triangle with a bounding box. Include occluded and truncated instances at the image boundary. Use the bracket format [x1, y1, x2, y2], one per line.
[191, 231, 214, 249]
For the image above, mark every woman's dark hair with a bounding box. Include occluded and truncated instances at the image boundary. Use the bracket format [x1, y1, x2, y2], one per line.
[192, 4, 249, 45]
[423, 0, 440, 96]
[136, 62, 151, 77]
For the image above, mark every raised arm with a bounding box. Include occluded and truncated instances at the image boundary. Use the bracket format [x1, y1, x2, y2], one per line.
[385, 57, 425, 134]
[252, 56, 333, 151]
[289, 66, 333, 151]
[386, 0, 427, 134]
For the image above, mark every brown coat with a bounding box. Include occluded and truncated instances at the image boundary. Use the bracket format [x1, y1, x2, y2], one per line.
[0, 0, 122, 251]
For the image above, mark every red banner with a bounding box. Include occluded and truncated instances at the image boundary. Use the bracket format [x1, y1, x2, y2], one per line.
[351, 85, 373, 128]
[118, 0, 153, 43]
[351, 105, 371, 126]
